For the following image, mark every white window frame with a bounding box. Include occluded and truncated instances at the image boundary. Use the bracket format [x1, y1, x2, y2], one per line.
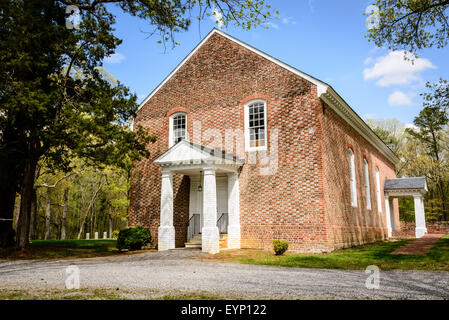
[244, 99, 268, 152]
[168, 112, 188, 148]
[375, 167, 382, 212]
[364, 159, 371, 210]
[349, 148, 357, 207]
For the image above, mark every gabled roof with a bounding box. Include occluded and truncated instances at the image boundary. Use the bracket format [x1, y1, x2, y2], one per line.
[138, 28, 399, 165]
[137, 28, 329, 111]
[384, 177, 427, 191]
[154, 139, 244, 166]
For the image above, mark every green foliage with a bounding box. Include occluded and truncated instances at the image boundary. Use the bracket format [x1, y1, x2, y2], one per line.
[365, 0, 449, 53]
[111, 230, 120, 239]
[366, 118, 404, 153]
[117, 226, 151, 251]
[367, 115, 449, 221]
[398, 198, 415, 222]
[273, 240, 289, 255]
[423, 79, 449, 112]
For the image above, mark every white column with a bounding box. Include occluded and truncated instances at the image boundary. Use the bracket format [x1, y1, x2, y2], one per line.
[158, 169, 175, 251]
[384, 196, 392, 237]
[227, 172, 241, 249]
[202, 168, 219, 254]
[414, 195, 427, 238]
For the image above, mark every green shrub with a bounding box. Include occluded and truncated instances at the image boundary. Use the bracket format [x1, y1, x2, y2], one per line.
[111, 230, 120, 239]
[117, 226, 151, 251]
[273, 240, 289, 255]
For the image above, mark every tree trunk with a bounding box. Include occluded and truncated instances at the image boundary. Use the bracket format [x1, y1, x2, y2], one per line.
[13, 194, 21, 231]
[44, 188, 51, 240]
[29, 189, 37, 240]
[61, 188, 68, 240]
[108, 207, 113, 238]
[15, 158, 37, 249]
[77, 177, 104, 239]
[0, 184, 17, 247]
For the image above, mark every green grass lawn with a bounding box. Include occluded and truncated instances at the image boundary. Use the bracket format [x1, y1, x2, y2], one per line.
[0, 287, 227, 300]
[202, 235, 449, 271]
[0, 239, 152, 260]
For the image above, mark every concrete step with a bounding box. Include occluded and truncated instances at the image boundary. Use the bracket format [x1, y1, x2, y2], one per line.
[186, 239, 202, 245]
[185, 233, 229, 249]
[219, 233, 228, 240]
[185, 243, 202, 249]
[219, 235, 228, 249]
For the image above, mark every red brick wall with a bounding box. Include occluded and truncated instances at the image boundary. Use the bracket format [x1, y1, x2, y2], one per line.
[130, 31, 397, 253]
[321, 104, 399, 250]
[131, 32, 331, 252]
[394, 221, 449, 237]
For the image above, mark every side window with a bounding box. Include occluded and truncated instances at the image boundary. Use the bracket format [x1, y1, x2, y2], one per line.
[364, 159, 371, 210]
[169, 112, 187, 147]
[349, 148, 357, 207]
[375, 167, 382, 212]
[244, 100, 267, 151]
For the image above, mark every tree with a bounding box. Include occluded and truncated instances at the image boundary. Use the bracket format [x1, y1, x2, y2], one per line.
[423, 78, 449, 112]
[0, 0, 277, 248]
[406, 106, 449, 220]
[366, 0, 449, 53]
[366, 118, 404, 153]
[365, 1, 449, 221]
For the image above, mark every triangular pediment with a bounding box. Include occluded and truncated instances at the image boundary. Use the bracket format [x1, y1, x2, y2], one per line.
[154, 140, 243, 166]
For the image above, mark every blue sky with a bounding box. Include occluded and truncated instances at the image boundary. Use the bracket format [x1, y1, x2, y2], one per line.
[103, 0, 449, 126]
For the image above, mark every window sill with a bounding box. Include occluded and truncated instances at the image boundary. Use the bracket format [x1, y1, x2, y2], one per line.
[246, 146, 268, 152]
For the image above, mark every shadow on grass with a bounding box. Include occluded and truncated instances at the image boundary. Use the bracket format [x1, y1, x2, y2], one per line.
[214, 236, 449, 271]
[0, 239, 119, 260]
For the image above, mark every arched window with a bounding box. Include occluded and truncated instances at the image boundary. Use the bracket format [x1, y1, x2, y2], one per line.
[244, 100, 267, 151]
[375, 167, 382, 212]
[364, 159, 371, 210]
[169, 112, 187, 147]
[349, 148, 357, 207]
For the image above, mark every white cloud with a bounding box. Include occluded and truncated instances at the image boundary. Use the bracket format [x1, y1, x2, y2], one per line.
[388, 90, 414, 106]
[308, 0, 315, 12]
[211, 7, 224, 28]
[104, 52, 125, 64]
[363, 51, 436, 87]
[282, 17, 297, 25]
[364, 57, 374, 65]
[404, 123, 418, 130]
[265, 22, 279, 29]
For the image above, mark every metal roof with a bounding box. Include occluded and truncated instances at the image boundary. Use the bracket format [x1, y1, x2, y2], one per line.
[384, 177, 427, 191]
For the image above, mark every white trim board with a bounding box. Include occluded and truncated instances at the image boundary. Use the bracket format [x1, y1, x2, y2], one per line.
[137, 28, 328, 112]
[137, 28, 399, 165]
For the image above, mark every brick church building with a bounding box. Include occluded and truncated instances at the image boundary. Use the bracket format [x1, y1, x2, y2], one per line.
[130, 29, 428, 254]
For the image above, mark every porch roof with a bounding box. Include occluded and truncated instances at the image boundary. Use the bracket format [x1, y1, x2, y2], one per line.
[154, 140, 244, 168]
[384, 177, 427, 191]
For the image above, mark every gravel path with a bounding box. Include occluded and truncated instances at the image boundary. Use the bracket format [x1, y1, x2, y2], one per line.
[0, 249, 448, 299]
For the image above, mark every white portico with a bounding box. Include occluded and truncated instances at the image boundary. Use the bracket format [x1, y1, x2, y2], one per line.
[384, 177, 428, 238]
[154, 140, 243, 254]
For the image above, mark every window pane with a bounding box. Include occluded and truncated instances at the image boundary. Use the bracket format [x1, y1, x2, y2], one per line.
[172, 114, 186, 145]
[247, 102, 266, 148]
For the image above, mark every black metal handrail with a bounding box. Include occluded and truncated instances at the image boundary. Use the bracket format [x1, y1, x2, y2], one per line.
[187, 213, 200, 241]
[217, 213, 228, 234]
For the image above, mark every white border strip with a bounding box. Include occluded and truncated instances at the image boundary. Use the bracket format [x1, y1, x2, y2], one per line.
[137, 28, 398, 164]
[137, 28, 329, 112]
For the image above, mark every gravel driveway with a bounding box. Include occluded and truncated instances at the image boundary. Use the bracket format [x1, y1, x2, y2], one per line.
[0, 249, 448, 299]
